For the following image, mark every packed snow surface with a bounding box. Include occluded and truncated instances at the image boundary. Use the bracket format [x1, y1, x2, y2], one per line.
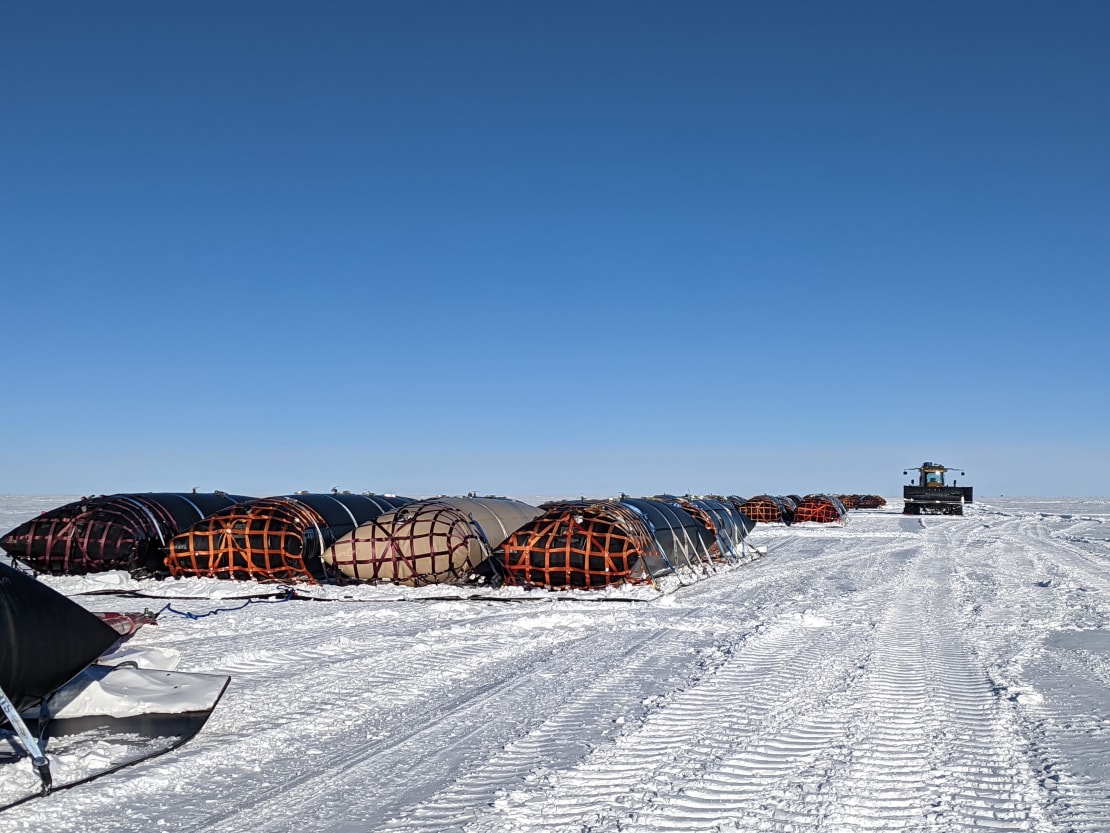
[2, 496, 1110, 832]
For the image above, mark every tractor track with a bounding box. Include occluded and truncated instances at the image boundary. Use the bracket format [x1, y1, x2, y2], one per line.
[453, 525, 1054, 832]
[939, 505, 1110, 832]
[8, 500, 1110, 833]
[154, 603, 711, 833]
[457, 551, 902, 831]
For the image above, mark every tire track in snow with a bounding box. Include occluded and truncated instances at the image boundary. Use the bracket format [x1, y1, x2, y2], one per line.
[945, 508, 1110, 831]
[27, 605, 639, 833]
[462, 589, 886, 831]
[640, 536, 1042, 833]
[377, 528, 917, 832]
[189, 607, 710, 833]
[13, 505, 1103, 833]
[1015, 642, 1110, 832]
[461, 521, 1052, 832]
[378, 620, 710, 833]
[10, 535, 903, 833]
[818, 532, 1045, 833]
[1026, 518, 1110, 598]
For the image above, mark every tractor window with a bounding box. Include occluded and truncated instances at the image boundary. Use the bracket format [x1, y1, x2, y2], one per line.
[925, 471, 944, 486]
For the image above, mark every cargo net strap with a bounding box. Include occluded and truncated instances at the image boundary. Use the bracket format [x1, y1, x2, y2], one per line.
[165, 498, 328, 583]
[724, 496, 751, 516]
[740, 497, 787, 524]
[500, 501, 658, 589]
[324, 502, 488, 586]
[794, 497, 847, 524]
[4, 495, 177, 575]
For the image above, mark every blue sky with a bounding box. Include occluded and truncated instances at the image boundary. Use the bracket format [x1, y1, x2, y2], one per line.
[2, 2, 1108, 497]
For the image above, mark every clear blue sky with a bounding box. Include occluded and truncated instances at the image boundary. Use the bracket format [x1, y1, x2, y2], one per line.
[2, 2, 1107, 497]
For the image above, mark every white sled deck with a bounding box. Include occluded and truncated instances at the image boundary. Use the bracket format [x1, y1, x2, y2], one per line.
[1, 664, 230, 810]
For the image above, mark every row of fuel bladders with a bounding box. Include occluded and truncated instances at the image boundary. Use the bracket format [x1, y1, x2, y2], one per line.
[0, 491, 865, 590]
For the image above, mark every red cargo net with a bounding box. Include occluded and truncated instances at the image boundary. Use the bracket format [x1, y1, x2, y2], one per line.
[1, 495, 178, 574]
[793, 495, 848, 524]
[327, 501, 487, 585]
[166, 498, 328, 583]
[500, 501, 659, 589]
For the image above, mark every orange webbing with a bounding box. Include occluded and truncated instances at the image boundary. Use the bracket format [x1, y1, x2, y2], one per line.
[838, 494, 861, 510]
[328, 501, 486, 585]
[500, 501, 657, 589]
[739, 496, 786, 524]
[165, 498, 327, 583]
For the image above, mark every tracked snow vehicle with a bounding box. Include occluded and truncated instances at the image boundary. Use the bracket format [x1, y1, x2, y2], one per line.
[902, 462, 973, 515]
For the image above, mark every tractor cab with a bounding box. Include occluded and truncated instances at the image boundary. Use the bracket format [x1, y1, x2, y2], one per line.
[908, 462, 958, 488]
[902, 461, 972, 515]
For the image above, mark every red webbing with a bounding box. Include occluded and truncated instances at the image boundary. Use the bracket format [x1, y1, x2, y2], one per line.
[794, 497, 845, 524]
[328, 501, 485, 585]
[3, 496, 177, 574]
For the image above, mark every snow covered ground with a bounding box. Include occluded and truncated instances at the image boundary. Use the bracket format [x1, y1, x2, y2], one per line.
[2, 495, 1110, 832]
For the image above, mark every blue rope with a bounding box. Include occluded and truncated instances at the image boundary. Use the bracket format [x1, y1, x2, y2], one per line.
[153, 588, 296, 621]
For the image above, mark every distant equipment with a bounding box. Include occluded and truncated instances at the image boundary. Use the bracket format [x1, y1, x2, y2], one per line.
[902, 462, 973, 516]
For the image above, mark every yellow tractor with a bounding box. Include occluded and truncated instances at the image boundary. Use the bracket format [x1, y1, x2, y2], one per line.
[902, 462, 973, 515]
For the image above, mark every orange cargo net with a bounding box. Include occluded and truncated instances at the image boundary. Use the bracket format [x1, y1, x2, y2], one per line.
[739, 495, 788, 524]
[500, 501, 659, 589]
[166, 498, 329, 583]
[793, 495, 848, 524]
[326, 501, 487, 585]
[838, 494, 861, 510]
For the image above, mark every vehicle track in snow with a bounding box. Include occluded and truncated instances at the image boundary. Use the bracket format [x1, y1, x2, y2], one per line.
[812, 521, 1047, 832]
[8, 502, 1110, 833]
[184, 537, 901, 832]
[50, 605, 658, 833]
[147, 523, 914, 832]
[452, 518, 1051, 832]
[189, 597, 732, 833]
[938, 505, 1110, 832]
